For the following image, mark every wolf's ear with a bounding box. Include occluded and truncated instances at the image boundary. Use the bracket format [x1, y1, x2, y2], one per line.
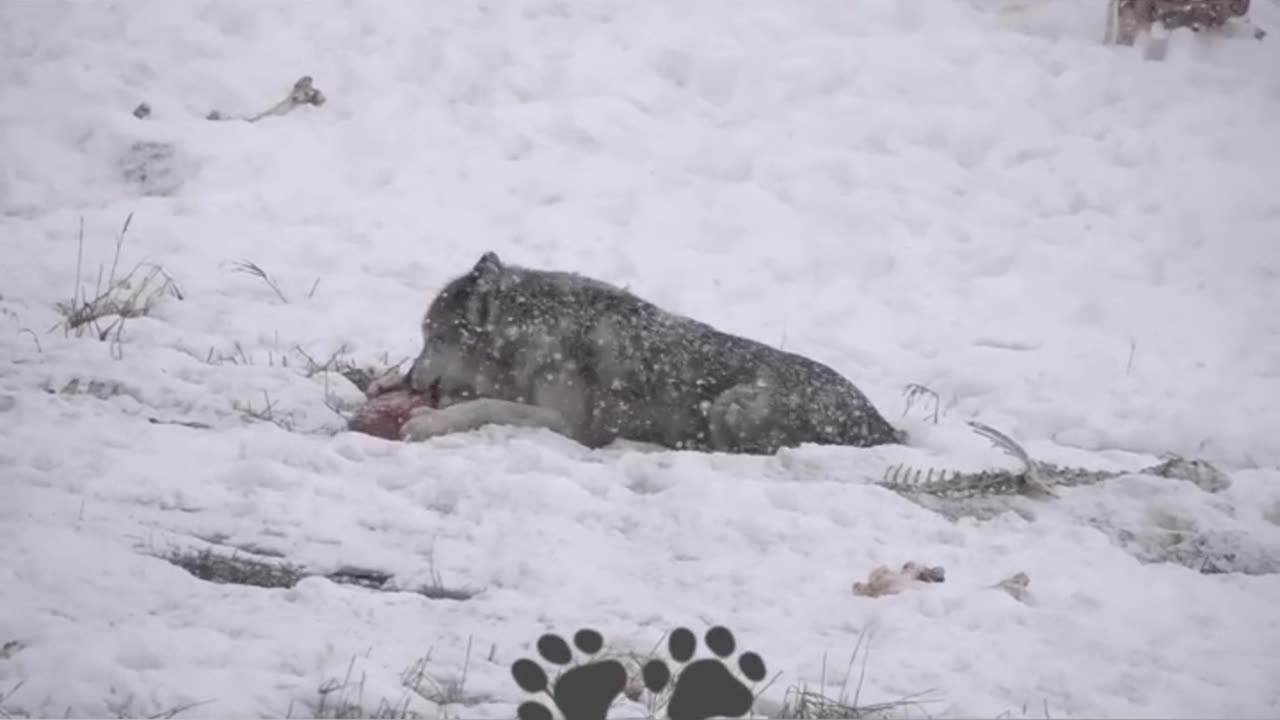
[472, 251, 503, 284]
[465, 251, 505, 327]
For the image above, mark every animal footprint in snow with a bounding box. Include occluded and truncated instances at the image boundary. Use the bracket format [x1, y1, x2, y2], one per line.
[511, 628, 627, 720]
[642, 626, 767, 720]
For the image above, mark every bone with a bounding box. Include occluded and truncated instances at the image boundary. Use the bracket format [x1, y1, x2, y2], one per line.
[207, 76, 327, 123]
[131, 76, 327, 123]
[852, 561, 946, 598]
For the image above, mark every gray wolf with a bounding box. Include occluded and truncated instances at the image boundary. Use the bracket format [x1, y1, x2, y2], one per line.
[390, 251, 903, 454]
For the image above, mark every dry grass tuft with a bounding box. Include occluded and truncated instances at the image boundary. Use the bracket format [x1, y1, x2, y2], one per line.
[299, 640, 493, 720]
[53, 214, 183, 350]
[233, 389, 299, 431]
[295, 344, 409, 397]
[415, 543, 480, 602]
[399, 638, 490, 716]
[0, 680, 26, 719]
[154, 544, 481, 602]
[2, 307, 42, 353]
[204, 340, 405, 394]
[780, 627, 941, 719]
[231, 259, 291, 304]
[205, 340, 409, 428]
[781, 686, 939, 720]
[138, 699, 218, 719]
[230, 259, 320, 304]
[161, 545, 307, 589]
[900, 383, 941, 425]
[309, 658, 383, 719]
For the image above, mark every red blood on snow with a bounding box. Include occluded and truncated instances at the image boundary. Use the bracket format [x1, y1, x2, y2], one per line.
[347, 390, 434, 440]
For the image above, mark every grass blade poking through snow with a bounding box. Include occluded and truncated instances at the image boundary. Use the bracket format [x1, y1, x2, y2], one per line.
[230, 259, 321, 304]
[54, 213, 183, 346]
[231, 259, 290, 303]
[780, 625, 941, 719]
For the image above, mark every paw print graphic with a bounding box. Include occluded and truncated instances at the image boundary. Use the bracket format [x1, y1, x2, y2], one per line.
[511, 628, 627, 720]
[642, 626, 767, 720]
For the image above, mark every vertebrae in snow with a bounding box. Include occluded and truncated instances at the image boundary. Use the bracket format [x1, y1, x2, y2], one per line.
[880, 421, 1231, 501]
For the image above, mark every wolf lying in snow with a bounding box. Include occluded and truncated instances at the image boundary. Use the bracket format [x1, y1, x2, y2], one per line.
[380, 252, 902, 454]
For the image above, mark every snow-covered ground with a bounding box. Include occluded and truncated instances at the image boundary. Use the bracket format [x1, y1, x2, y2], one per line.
[3, 0, 1280, 717]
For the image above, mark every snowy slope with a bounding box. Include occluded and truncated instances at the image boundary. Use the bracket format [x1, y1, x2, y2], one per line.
[2, 0, 1279, 717]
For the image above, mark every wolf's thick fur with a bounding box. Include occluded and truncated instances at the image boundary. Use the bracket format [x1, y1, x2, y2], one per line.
[398, 252, 902, 454]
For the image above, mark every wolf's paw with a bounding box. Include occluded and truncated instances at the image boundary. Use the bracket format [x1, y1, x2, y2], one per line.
[642, 626, 766, 720]
[400, 407, 451, 442]
[511, 629, 627, 720]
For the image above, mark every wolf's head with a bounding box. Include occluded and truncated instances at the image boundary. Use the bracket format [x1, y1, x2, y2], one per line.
[409, 251, 512, 402]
